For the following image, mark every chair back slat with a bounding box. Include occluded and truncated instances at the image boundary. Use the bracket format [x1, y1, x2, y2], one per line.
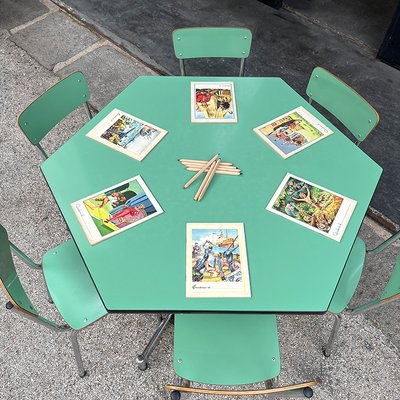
[0, 225, 38, 316]
[306, 67, 379, 142]
[17, 71, 90, 145]
[381, 253, 400, 300]
[173, 27, 252, 60]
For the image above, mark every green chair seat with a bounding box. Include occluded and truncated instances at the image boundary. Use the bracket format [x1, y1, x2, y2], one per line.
[328, 237, 366, 314]
[174, 313, 280, 386]
[42, 240, 107, 330]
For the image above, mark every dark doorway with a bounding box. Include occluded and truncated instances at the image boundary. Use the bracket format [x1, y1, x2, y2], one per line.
[378, 2, 400, 69]
[283, 0, 399, 53]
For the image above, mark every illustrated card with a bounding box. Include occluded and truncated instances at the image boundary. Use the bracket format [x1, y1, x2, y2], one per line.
[86, 108, 167, 161]
[71, 176, 163, 245]
[191, 82, 237, 123]
[253, 106, 333, 158]
[186, 223, 251, 297]
[266, 173, 356, 242]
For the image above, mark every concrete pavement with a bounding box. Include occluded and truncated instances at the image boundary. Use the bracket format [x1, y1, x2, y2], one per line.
[0, 1, 399, 399]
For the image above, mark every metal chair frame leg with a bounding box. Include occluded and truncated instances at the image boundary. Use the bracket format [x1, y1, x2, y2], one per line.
[239, 58, 246, 77]
[136, 313, 173, 370]
[179, 59, 186, 76]
[265, 377, 278, 389]
[70, 330, 87, 378]
[323, 313, 342, 357]
[7, 303, 87, 378]
[84, 102, 93, 120]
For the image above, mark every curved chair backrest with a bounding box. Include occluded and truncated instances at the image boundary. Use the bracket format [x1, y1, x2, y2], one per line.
[0, 224, 38, 317]
[17, 71, 91, 159]
[306, 67, 379, 143]
[172, 27, 252, 76]
[328, 237, 366, 314]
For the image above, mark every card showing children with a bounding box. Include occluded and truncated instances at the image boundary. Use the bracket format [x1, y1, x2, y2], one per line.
[72, 176, 163, 245]
[86, 109, 167, 161]
[253, 106, 333, 158]
[186, 223, 251, 298]
[267, 173, 356, 242]
[191, 82, 237, 123]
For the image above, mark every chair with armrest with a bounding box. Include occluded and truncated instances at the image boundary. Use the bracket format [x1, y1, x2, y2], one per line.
[17, 71, 92, 159]
[165, 313, 318, 399]
[0, 223, 107, 377]
[172, 27, 252, 77]
[323, 231, 400, 357]
[306, 67, 379, 145]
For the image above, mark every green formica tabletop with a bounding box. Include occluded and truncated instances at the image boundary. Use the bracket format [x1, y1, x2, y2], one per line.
[41, 76, 382, 313]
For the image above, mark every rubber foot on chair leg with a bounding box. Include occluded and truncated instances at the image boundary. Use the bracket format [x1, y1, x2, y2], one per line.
[79, 370, 88, 378]
[170, 390, 181, 400]
[322, 347, 331, 357]
[303, 387, 314, 398]
[136, 355, 148, 371]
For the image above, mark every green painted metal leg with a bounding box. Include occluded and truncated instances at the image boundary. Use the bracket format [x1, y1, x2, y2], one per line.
[70, 330, 87, 378]
[36, 143, 48, 160]
[9, 241, 41, 270]
[323, 314, 342, 357]
[45, 284, 53, 304]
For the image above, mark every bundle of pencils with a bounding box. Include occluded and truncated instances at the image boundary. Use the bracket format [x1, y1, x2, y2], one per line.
[180, 154, 241, 201]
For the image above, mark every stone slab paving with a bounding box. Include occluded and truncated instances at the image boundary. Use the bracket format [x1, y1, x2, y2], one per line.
[0, 0, 49, 31]
[10, 11, 99, 70]
[0, 2, 400, 399]
[57, 44, 157, 110]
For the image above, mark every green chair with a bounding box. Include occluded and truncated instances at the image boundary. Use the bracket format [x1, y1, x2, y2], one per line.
[0, 223, 107, 377]
[172, 27, 252, 77]
[17, 71, 92, 159]
[323, 231, 400, 357]
[165, 314, 318, 399]
[306, 67, 379, 145]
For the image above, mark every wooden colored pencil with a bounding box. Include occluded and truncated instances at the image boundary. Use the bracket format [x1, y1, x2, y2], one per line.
[186, 167, 241, 176]
[194, 160, 217, 200]
[197, 159, 221, 201]
[180, 159, 233, 167]
[186, 165, 240, 173]
[183, 153, 219, 189]
[183, 161, 238, 169]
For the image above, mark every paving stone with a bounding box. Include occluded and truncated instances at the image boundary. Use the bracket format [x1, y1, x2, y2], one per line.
[57, 45, 157, 111]
[10, 11, 99, 70]
[0, 0, 48, 31]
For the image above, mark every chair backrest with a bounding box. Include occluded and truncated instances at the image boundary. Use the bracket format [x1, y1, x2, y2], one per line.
[306, 67, 379, 143]
[328, 237, 366, 314]
[172, 27, 252, 76]
[0, 224, 38, 317]
[17, 71, 90, 149]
